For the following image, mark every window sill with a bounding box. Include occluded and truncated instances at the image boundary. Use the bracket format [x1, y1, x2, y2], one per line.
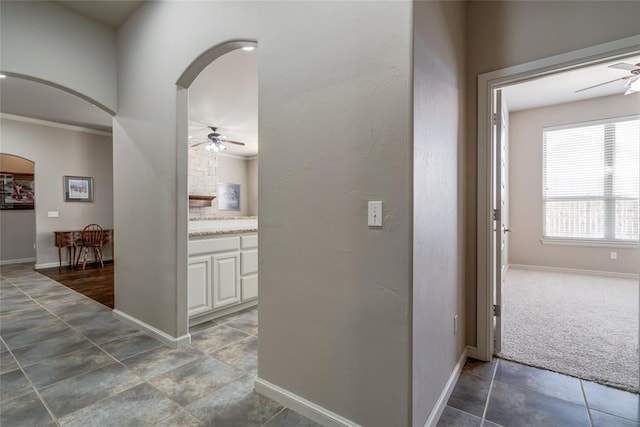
[540, 238, 639, 249]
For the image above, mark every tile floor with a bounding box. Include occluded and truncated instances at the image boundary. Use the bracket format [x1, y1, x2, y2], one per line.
[439, 357, 640, 427]
[0, 263, 320, 427]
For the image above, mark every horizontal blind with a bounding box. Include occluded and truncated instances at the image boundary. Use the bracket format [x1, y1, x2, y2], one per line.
[543, 117, 639, 242]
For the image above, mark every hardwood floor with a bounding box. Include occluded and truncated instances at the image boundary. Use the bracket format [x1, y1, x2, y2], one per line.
[38, 262, 114, 308]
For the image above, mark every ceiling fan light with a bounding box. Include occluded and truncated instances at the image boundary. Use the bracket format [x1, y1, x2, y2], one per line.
[241, 46, 255, 52]
[219, 143, 227, 151]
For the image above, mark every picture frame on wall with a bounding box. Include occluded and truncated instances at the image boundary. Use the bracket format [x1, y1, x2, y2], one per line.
[64, 176, 94, 202]
[218, 182, 240, 211]
[0, 173, 35, 210]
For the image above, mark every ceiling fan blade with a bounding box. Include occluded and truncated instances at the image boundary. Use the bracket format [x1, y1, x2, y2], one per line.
[223, 140, 246, 146]
[609, 62, 639, 71]
[189, 140, 208, 147]
[575, 77, 624, 93]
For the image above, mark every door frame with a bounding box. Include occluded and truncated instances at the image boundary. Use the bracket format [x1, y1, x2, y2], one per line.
[474, 35, 640, 361]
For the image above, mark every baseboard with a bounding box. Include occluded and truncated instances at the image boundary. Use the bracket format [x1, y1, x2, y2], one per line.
[35, 257, 113, 270]
[465, 345, 480, 361]
[0, 258, 35, 266]
[255, 378, 361, 427]
[112, 309, 191, 349]
[189, 300, 257, 326]
[509, 263, 638, 280]
[423, 345, 472, 427]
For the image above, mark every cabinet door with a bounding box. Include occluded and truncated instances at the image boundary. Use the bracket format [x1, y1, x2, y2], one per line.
[212, 252, 240, 309]
[188, 255, 213, 317]
[241, 274, 258, 301]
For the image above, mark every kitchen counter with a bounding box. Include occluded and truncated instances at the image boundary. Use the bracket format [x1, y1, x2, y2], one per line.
[188, 218, 257, 237]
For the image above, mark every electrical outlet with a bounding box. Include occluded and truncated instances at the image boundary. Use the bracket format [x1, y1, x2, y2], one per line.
[454, 314, 459, 335]
[610, 251, 617, 260]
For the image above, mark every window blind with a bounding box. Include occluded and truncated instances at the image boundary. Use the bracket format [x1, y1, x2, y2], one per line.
[543, 116, 640, 242]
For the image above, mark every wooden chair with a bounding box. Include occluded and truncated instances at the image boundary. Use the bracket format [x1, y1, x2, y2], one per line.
[75, 224, 104, 270]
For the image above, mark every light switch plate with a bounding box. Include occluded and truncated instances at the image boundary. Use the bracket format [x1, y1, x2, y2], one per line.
[47, 211, 59, 218]
[368, 201, 382, 227]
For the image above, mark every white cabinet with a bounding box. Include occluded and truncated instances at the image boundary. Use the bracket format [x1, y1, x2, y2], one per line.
[188, 255, 213, 317]
[188, 232, 258, 321]
[212, 252, 240, 309]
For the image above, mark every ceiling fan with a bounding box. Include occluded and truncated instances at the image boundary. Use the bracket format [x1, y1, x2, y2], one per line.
[189, 126, 246, 152]
[575, 62, 640, 95]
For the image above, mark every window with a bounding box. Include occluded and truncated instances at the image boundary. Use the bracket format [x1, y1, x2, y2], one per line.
[543, 116, 639, 243]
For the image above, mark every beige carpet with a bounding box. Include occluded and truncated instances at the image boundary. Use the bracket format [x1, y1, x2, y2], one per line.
[500, 267, 639, 392]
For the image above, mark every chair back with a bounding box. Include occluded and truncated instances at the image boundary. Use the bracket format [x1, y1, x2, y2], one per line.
[81, 224, 104, 246]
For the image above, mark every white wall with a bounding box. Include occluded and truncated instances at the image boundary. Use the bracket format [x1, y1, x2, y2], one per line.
[0, 1, 117, 113]
[509, 94, 639, 274]
[413, 2, 467, 425]
[0, 118, 113, 268]
[465, 0, 640, 346]
[115, 2, 412, 425]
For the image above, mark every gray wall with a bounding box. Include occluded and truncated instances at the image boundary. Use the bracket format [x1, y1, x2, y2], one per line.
[413, 2, 467, 425]
[0, 118, 113, 268]
[115, 2, 412, 425]
[0, 1, 117, 113]
[509, 94, 640, 274]
[0, 153, 36, 262]
[247, 158, 258, 217]
[465, 0, 640, 346]
[0, 210, 36, 262]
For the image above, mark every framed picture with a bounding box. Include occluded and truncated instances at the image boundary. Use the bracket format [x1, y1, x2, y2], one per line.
[218, 182, 240, 211]
[64, 176, 94, 202]
[0, 173, 35, 210]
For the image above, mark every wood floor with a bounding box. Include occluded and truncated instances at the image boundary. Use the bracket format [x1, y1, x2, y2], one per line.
[38, 262, 114, 308]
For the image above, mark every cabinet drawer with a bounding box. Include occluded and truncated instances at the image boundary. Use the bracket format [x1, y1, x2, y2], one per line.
[242, 274, 258, 301]
[189, 236, 240, 256]
[241, 235, 258, 249]
[241, 249, 258, 275]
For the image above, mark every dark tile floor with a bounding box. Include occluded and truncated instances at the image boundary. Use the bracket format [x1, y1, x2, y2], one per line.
[0, 263, 320, 427]
[439, 357, 640, 427]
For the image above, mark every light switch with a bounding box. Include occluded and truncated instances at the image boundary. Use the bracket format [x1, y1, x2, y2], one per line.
[368, 201, 382, 227]
[48, 211, 59, 218]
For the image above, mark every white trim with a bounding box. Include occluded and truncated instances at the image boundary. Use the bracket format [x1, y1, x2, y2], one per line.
[34, 257, 113, 270]
[247, 155, 258, 161]
[423, 346, 472, 427]
[543, 114, 639, 132]
[509, 263, 639, 280]
[112, 309, 191, 349]
[0, 113, 112, 137]
[476, 35, 640, 361]
[0, 257, 35, 266]
[255, 377, 361, 427]
[540, 238, 639, 249]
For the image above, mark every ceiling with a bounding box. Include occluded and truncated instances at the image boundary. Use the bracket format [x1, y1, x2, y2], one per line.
[0, 77, 113, 132]
[53, 0, 144, 28]
[503, 54, 640, 112]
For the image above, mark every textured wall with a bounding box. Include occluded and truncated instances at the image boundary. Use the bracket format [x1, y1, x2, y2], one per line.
[413, 2, 467, 425]
[115, 2, 412, 425]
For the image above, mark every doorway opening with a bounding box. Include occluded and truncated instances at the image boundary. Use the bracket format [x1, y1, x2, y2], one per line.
[176, 41, 259, 367]
[476, 36, 640, 392]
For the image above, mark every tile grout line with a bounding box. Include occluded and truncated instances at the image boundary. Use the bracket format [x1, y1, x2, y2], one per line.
[261, 406, 286, 426]
[1, 338, 63, 426]
[580, 380, 594, 427]
[480, 358, 499, 425]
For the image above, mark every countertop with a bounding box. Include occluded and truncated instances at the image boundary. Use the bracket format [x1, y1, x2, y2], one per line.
[189, 228, 258, 237]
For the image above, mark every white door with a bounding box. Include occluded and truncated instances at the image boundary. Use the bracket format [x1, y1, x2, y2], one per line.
[493, 89, 509, 354]
[212, 252, 240, 309]
[188, 255, 213, 317]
